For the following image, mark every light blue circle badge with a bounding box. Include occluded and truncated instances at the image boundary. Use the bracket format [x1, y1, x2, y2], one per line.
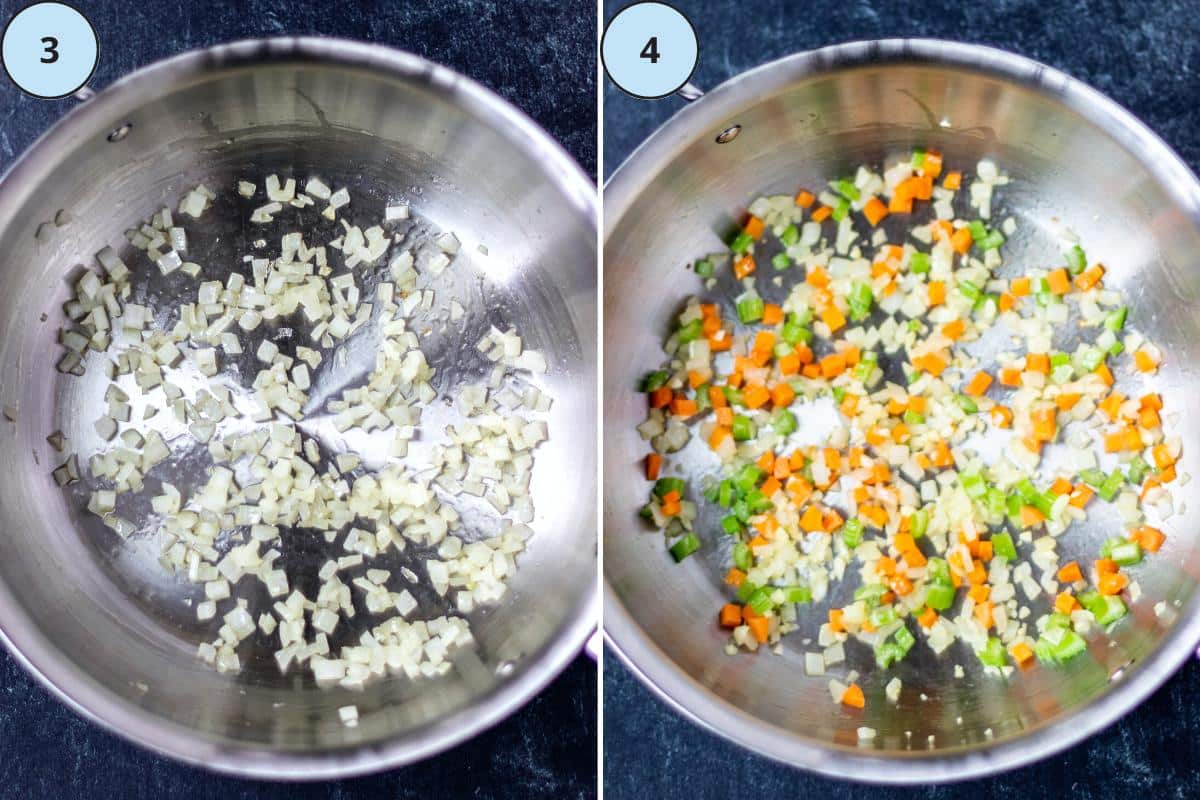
[2, 2, 98, 99]
[602, 2, 698, 99]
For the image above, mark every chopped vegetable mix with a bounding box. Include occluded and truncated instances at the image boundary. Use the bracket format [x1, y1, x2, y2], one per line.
[635, 151, 1182, 710]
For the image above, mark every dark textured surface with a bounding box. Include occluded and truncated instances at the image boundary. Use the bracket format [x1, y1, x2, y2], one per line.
[0, 1, 596, 798]
[602, 0, 1200, 797]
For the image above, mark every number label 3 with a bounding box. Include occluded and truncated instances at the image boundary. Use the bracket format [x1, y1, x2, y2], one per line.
[40, 35, 58, 63]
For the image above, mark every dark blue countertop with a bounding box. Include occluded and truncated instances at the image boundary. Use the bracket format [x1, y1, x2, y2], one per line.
[603, 0, 1200, 797]
[0, 1, 596, 798]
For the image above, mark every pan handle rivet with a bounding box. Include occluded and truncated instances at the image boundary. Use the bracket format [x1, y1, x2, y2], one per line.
[715, 125, 741, 144]
[107, 124, 132, 143]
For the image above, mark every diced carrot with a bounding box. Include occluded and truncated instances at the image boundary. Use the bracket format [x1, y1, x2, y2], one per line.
[892, 423, 911, 443]
[756, 451, 775, 473]
[1011, 276, 1031, 296]
[924, 151, 943, 178]
[999, 367, 1021, 387]
[912, 175, 934, 200]
[890, 574, 914, 596]
[1095, 363, 1114, 386]
[1025, 353, 1050, 374]
[1130, 526, 1166, 553]
[776, 352, 800, 376]
[649, 387, 673, 408]
[762, 303, 784, 325]
[998, 292, 1016, 312]
[1057, 561, 1083, 584]
[747, 535, 768, 549]
[820, 352, 847, 378]
[1050, 477, 1073, 496]
[1151, 443, 1175, 469]
[841, 683, 865, 709]
[1095, 558, 1118, 576]
[1031, 405, 1057, 441]
[931, 220, 953, 242]
[913, 351, 947, 376]
[974, 601, 993, 629]
[795, 190, 815, 208]
[860, 504, 889, 528]
[828, 608, 845, 632]
[760, 476, 782, 497]
[744, 215, 765, 239]
[990, 405, 1013, 428]
[645, 453, 662, 481]
[928, 280, 946, 306]
[950, 227, 973, 254]
[734, 254, 756, 279]
[802, 364, 821, 379]
[747, 616, 770, 643]
[715, 407, 734, 426]
[1068, 485, 1094, 508]
[1099, 571, 1129, 596]
[708, 332, 733, 351]
[1104, 427, 1142, 453]
[661, 496, 681, 516]
[1140, 393, 1163, 410]
[863, 197, 889, 226]
[755, 515, 780, 539]
[886, 397, 908, 416]
[1011, 642, 1034, 665]
[932, 439, 954, 468]
[806, 265, 830, 288]
[978, 541, 994, 562]
[1055, 592, 1079, 614]
[742, 384, 770, 410]
[1134, 349, 1158, 372]
[1075, 263, 1105, 290]
[918, 607, 939, 628]
[724, 568, 746, 587]
[670, 397, 699, 417]
[839, 393, 860, 417]
[1139, 407, 1161, 430]
[719, 603, 743, 628]
[773, 458, 792, 480]
[894, 532, 916, 553]
[1046, 268, 1071, 294]
[687, 370, 707, 389]
[1056, 393, 1082, 411]
[965, 371, 993, 397]
[908, 396, 927, 413]
[941, 319, 966, 340]
[1019, 505, 1045, 527]
[811, 205, 832, 222]
[1161, 464, 1178, 483]
[943, 171, 962, 190]
[822, 305, 847, 332]
[968, 584, 990, 603]
[903, 547, 927, 567]
[770, 383, 796, 409]
[1098, 392, 1125, 421]
[709, 425, 732, 449]
[800, 505, 825, 532]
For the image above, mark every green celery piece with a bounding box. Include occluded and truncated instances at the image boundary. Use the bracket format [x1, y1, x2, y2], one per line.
[1098, 470, 1125, 502]
[669, 533, 701, 562]
[782, 585, 812, 604]
[893, 626, 916, 652]
[910, 509, 929, 538]
[720, 515, 743, 536]
[926, 557, 951, 584]
[955, 394, 979, 414]
[991, 532, 1017, 561]
[978, 231, 1005, 250]
[854, 584, 888, 607]
[842, 519, 864, 548]
[911, 149, 926, 169]
[1078, 468, 1107, 489]
[925, 583, 956, 611]
[875, 641, 906, 669]
[731, 415, 756, 442]
[736, 293, 765, 324]
[746, 587, 774, 614]
[733, 465, 762, 493]
[771, 252, 792, 271]
[640, 370, 669, 392]
[909, 251, 931, 274]
[694, 257, 714, 279]
[654, 477, 686, 498]
[1110, 540, 1142, 567]
[869, 605, 898, 628]
[831, 179, 861, 201]
[780, 225, 800, 247]
[732, 542, 752, 571]
[1104, 306, 1128, 332]
[958, 280, 983, 303]
[1065, 244, 1087, 275]
[831, 197, 851, 222]
[730, 231, 754, 254]
[978, 637, 1007, 668]
[677, 318, 703, 344]
[736, 580, 759, 603]
[773, 409, 798, 436]
[967, 220, 988, 241]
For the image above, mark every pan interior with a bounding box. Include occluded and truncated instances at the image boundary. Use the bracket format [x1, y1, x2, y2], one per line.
[0, 55, 595, 756]
[605, 55, 1200, 761]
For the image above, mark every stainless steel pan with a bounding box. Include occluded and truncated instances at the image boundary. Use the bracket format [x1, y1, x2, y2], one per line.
[0, 37, 596, 778]
[604, 38, 1200, 782]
